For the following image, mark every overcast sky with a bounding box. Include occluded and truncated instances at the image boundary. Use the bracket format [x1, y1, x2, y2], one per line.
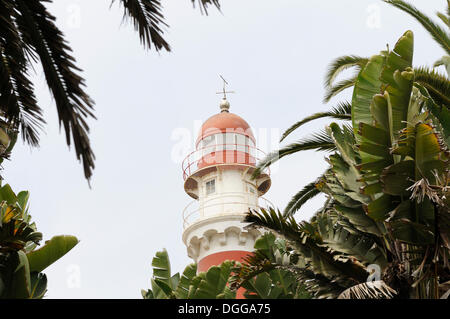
[3, 0, 446, 298]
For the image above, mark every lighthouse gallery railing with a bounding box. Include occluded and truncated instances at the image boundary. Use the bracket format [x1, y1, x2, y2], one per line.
[182, 143, 270, 181]
[182, 192, 274, 229]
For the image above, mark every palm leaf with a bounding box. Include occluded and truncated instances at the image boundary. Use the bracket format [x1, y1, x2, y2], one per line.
[324, 55, 368, 88]
[351, 54, 385, 144]
[151, 248, 172, 287]
[187, 261, 235, 299]
[337, 280, 397, 299]
[244, 208, 369, 284]
[191, 0, 221, 15]
[316, 211, 387, 268]
[15, 0, 96, 181]
[113, 0, 170, 51]
[0, 1, 43, 146]
[283, 179, 322, 218]
[29, 272, 47, 299]
[380, 30, 414, 140]
[253, 130, 335, 178]
[447, 0, 450, 19]
[433, 56, 450, 76]
[414, 66, 450, 107]
[324, 77, 358, 103]
[174, 263, 197, 298]
[280, 101, 352, 142]
[436, 12, 450, 28]
[296, 267, 346, 299]
[26, 235, 79, 273]
[237, 252, 345, 299]
[415, 83, 450, 144]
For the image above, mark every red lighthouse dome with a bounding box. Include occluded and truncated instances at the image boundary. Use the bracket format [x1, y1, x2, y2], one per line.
[196, 111, 256, 146]
[195, 103, 257, 171]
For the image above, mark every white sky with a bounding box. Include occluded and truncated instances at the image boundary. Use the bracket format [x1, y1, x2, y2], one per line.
[3, 0, 446, 298]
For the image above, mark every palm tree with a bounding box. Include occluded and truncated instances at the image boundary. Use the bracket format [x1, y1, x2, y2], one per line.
[236, 31, 450, 298]
[232, 31, 450, 299]
[0, 0, 220, 182]
[254, 0, 450, 217]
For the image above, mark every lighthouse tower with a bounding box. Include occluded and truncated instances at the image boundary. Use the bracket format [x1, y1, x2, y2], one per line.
[181, 92, 271, 276]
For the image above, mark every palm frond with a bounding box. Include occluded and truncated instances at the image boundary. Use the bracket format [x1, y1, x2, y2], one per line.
[113, 0, 170, 51]
[244, 209, 369, 284]
[414, 66, 450, 107]
[433, 56, 450, 68]
[253, 130, 336, 178]
[229, 251, 278, 291]
[324, 55, 368, 88]
[436, 12, 450, 28]
[297, 267, 347, 299]
[15, 0, 96, 181]
[447, 0, 450, 19]
[315, 211, 388, 268]
[383, 0, 450, 54]
[191, 0, 221, 15]
[337, 281, 397, 299]
[283, 179, 322, 218]
[0, 1, 44, 146]
[324, 78, 357, 103]
[280, 101, 352, 142]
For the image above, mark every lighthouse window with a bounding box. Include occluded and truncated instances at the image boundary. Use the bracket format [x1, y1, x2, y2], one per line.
[236, 134, 245, 152]
[201, 135, 216, 156]
[205, 179, 216, 195]
[246, 136, 255, 147]
[202, 135, 215, 149]
[225, 133, 235, 150]
[215, 134, 225, 151]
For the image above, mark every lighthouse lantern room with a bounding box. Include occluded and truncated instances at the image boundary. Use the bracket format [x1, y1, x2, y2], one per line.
[181, 90, 272, 274]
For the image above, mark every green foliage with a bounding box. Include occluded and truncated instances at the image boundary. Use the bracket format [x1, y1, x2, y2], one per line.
[144, 237, 312, 299]
[231, 233, 311, 299]
[26, 236, 78, 273]
[253, 129, 335, 178]
[142, 249, 235, 299]
[280, 101, 352, 142]
[0, 184, 78, 299]
[324, 55, 369, 102]
[242, 210, 369, 291]
[283, 179, 322, 218]
[188, 261, 235, 299]
[246, 28, 450, 299]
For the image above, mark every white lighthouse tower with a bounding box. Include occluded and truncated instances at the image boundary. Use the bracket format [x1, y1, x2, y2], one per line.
[181, 87, 272, 282]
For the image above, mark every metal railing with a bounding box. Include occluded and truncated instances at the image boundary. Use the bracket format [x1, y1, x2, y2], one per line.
[182, 143, 270, 180]
[182, 192, 274, 229]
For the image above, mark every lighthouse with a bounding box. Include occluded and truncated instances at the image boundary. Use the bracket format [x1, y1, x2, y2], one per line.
[181, 85, 272, 277]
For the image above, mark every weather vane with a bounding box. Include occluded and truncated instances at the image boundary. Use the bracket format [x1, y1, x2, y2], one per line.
[216, 75, 235, 99]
